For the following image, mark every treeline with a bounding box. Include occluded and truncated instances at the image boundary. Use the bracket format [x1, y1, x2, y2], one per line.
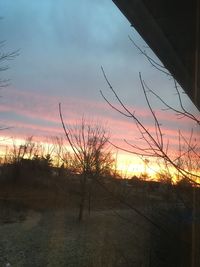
[0, 135, 117, 183]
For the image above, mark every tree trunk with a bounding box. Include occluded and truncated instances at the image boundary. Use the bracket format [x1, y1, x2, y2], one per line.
[78, 173, 87, 222]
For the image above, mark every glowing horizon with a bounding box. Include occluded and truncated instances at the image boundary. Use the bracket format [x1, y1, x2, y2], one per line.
[0, 134, 199, 184]
[0, 0, 199, 183]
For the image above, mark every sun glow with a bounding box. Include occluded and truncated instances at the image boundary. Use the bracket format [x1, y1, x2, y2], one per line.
[115, 152, 200, 183]
[116, 153, 159, 178]
[0, 135, 199, 184]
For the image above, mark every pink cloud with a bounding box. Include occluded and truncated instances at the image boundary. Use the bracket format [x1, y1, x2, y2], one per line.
[4, 87, 197, 127]
[1, 87, 198, 157]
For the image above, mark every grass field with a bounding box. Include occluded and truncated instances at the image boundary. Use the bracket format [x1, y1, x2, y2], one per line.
[0, 175, 198, 267]
[0, 207, 150, 266]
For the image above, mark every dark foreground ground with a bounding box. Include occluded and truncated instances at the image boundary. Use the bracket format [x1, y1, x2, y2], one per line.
[0, 208, 151, 267]
[0, 176, 199, 267]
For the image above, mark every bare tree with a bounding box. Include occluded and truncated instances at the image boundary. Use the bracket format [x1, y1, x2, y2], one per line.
[100, 68, 200, 185]
[59, 106, 115, 221]
[0, 20, 19, 134]
[0, 39, 19, 87]
[10, 136, 39, 162]
[100, 39, 200, 266]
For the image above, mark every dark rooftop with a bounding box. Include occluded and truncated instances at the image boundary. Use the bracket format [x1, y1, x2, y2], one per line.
[113, 0, 200, 111]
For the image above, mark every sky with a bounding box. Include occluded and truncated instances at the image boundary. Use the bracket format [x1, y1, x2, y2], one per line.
[0, 0, 199, 176]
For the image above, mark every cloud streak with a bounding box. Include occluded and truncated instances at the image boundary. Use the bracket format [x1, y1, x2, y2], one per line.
[0, 87, 197, 155]
[0, 0, 198, 170]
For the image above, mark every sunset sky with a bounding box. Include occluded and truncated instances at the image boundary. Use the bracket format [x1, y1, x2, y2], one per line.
[0, 0, 199, 176]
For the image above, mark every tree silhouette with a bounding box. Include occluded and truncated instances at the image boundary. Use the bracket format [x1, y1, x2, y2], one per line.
[59, 107, 114, 221]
